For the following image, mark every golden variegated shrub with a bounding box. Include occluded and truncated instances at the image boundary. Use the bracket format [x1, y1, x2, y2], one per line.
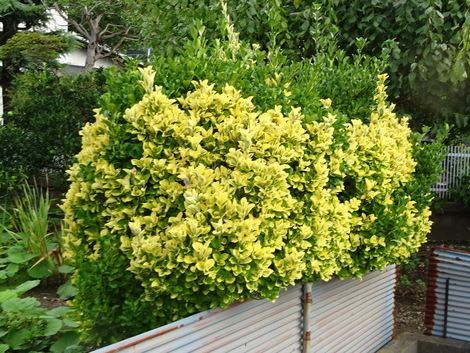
[62, 67, 431, 340]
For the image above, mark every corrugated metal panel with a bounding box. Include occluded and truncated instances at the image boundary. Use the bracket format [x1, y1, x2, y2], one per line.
[425, 247, 470, 341]
[309, 265, 396, 353]
[92, 285, 303, 353]
[92, 265, 396, 353]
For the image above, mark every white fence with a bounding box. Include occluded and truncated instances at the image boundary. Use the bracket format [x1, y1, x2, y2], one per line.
[431, 146, 470, 200]
[93, 265, 396, 353]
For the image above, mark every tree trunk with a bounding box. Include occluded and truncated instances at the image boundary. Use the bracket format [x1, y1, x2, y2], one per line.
[84, 40, 98, 71]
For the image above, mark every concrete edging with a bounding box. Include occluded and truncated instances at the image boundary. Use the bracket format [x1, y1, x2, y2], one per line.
[377, 332, 470, 353]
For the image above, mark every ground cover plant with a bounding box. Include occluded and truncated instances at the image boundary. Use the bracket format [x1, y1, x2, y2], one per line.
[61, 28, 444, 345]
[0, 280, 81, 353]
[0, 184, 83, 352]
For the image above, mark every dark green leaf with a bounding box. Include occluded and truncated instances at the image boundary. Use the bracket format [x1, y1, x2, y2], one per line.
[57, 279, 78, 300]
[43, 318, 63, 336]
[3, 328, 30, 349]
[50, 331, 81, 353]
[14, 280, 40, 295]
[58, 265, 75, 274]
[2, 297, 40, 312]
[28, 260, 53, 278]
[7, 247, 36, 264]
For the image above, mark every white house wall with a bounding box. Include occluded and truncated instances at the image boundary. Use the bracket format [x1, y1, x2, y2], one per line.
[59, 50, 116, 69]
[34, 9, 69, 32]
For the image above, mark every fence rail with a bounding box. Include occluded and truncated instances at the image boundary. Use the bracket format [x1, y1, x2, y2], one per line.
[431, 146, 470, 200]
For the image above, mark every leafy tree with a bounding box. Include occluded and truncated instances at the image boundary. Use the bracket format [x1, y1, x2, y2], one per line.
[0, 0, 49, 110]
[0, 0, 48, 46]
[0, 32, 69, 74]
[132, 0, 469, 137]
[331, 0, 470, 137]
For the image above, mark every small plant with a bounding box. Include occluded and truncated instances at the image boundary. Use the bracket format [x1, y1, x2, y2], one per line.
[397, 253, 427, 298]
[450, 174, 470, 208]
[0, 279, 83, 353]
[399, 253, 426, 273]
[0, 183, 63, 282]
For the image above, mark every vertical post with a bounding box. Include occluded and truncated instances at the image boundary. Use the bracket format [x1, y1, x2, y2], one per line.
[443, 278, 450, 338]
[303, 283, 312, 353]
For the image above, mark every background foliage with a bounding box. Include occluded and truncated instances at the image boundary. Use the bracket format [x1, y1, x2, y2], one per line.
[0, 69, 107, 192]
[0, 32, 68, 74]
[135, 0, 469, 138]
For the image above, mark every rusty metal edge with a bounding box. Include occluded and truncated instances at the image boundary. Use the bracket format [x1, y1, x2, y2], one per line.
[431, 246, 470, 256]
[424, 247, 440, 335]
[424, 246, 470, 336]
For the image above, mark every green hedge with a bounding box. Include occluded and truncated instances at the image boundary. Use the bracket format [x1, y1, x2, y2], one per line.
[61, 40, 441, 346]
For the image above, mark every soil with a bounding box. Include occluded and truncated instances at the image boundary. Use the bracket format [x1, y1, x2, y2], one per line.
[26, 283, 66, 310]
[28, 241, 470, 336]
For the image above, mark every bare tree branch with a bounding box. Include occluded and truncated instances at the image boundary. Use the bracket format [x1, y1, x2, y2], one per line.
[87, 1, 108, 15]
[44, 1, 138, 70]
[101, 25, 137, 40]
[100, 23, 125, 37]
[50, 2, 90, 40]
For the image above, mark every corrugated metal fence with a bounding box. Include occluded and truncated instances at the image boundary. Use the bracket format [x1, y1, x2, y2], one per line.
[93, 265, 396, 353]
[425, 247, 470, 341]
[431, 146, 470, 199]
[310, 267, 395, 353]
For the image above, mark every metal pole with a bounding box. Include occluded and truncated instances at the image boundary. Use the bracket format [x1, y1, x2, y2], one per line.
[303, 283, 312, 353]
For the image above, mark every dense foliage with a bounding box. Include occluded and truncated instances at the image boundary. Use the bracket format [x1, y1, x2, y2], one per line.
[0, 32, 69, 74]
[332, 0, 470, 137]
[0, 0, 47, 47]
[61, 36, 442, 344]
[451, 174, 470, 207]
[0, 69, 107, 192]
[0, 0, 49, 110]
[136, 0, 469, 137]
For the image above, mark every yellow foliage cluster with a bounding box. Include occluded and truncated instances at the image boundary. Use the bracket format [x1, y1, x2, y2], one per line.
[62, 68, 431, 317]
